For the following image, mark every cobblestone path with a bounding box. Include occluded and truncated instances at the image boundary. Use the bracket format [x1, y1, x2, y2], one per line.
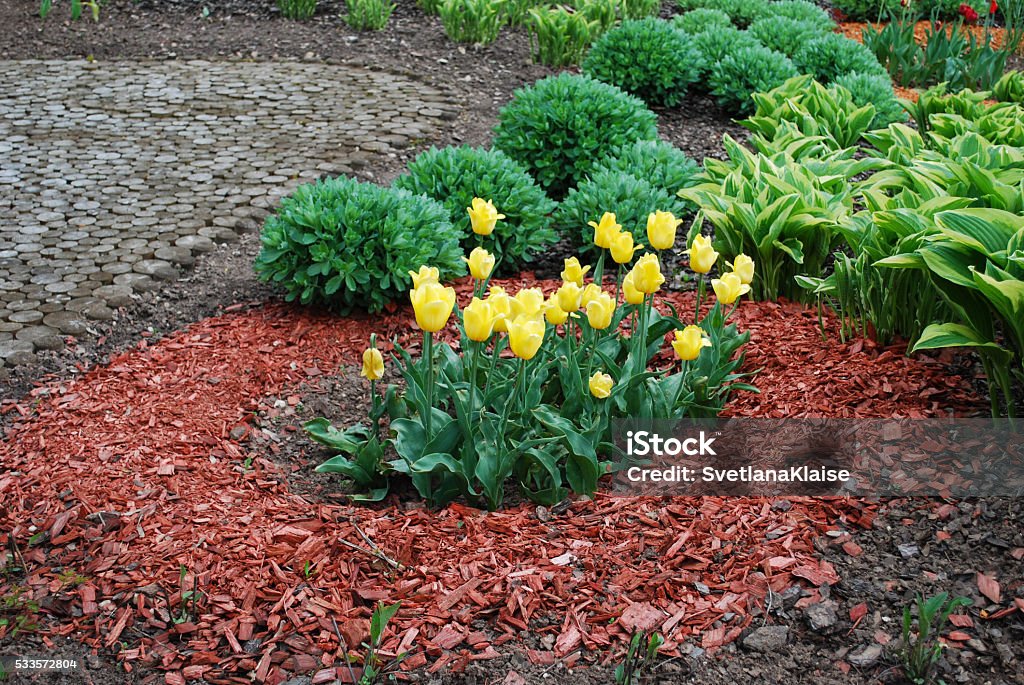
[0, 59, 457, 367]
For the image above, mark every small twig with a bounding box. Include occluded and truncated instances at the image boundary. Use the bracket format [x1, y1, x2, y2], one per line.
[342, 522, 403, 570]
[332, 616, 361, 685]
[337, 538, 402, 572]
[6, 531, 27, 573]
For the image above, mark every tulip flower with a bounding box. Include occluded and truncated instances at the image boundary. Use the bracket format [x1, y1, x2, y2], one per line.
[486, 285, 512, 333]
[686, 234, 719, 274]
[672, 325, 711, 361]
[556, 281, 583, 313]
[408, 265, 439, 289]
[463, 247, 495, 280]
[507, 314, 545, 361]
[712, 272, 751, 305]
[463, 297, 495, 342]
[512, 288, 546, 319]
[580, 283, 604, 308]
[586, 291, 615, 330]
[630, 253, 665, 294]
[544, 297, 569, 325]
[730, 254, 755, 285]
[589, 371, 613, 399]
[410, 281, 456, 333]
[622, 270, 644, 305]
[610, 231, 642, 265]
[360, 346, 384, 381]
[589, 212, 621, 249]
[467, 198, 505, 236]
[646, 210, 683, 251]
[560, 257, 591, 286]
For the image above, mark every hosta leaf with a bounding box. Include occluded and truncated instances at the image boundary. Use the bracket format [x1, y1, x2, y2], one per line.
[910, 323, 1012, 363]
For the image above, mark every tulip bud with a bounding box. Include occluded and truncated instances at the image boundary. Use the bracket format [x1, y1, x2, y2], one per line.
[586, 291, 615, 330]
[507, 314, 545, 361]
[555, 281, 583, 313]
[731, 254, 755, 285]
[672, 325, 711, 361]
[610, 231, 642, 265]
[486, 285, 512, 333]
[711, 272, 751, 305]
[646, 210, 683, 251]
[408, 265, 440, 289]
[512, 287, 546, 319]
[686, 234, 719, 274]
[560, 257, 591, 286]
[360, 346, 384, 380]
[630, 253, 665, 294]
[467, 197, 505, 236]
[622, 271, 645, 305]
[589, 212, 622, 249]
[589, 371, 613, 399]
[463, 297, 495, 342]
[409, 282, 456, 333]
[544, 297, 569, 325]
[580, 283, 604, 308]
[463, 247, 495, 280]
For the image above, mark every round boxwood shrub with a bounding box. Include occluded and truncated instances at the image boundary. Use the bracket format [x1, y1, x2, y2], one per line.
[592, 139, 701, 196]
[771, 0, 835, 31]
[672, 8, 732, 33]
[710, 44, 799, 114]
[834, 72, 905, 128]
[691, 25, 763, 80]
[493, 73, 658, 199]
[793, 34, 888, 84]
[392, 145, 558, 271]
[254, 177, 465, 313]
[582, 18, 706, 107]
[554, 170, 689, 253]
[748, 16, 828, 58]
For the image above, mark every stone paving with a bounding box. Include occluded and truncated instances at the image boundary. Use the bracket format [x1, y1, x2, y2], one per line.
[0, 60, 458, 367]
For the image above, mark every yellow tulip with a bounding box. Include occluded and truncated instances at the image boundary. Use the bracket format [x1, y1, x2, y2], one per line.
[610, 231, 642, 265]
[410, 281, 456, 333]
[486, 285, 512, 333]
[646, 211, 683, 251]
[467, 197, 505, 236]
[544, 297, 569, 325]
[712, 272, 751, 305]
[360, 346, 384, 381]
[560, 257, 591, 286]
[555, 281, 583, 313]
[408, 265, 439, 289]
[507, 314, 545, 361]
[731, 254, 755, 285]
[512, 288, 546, 319]
[672, 325, 711, 361]
[630, 253, 665, 294]
[463, 297, 495, 342]
[586, 291, 615, 330]
[686, 234, 719, 274]
[622, 270, 645, 305]
[580, 283, 604, 308]
[589, 371, 613, 399]
[589, 212, 621, 249]
[463, 247, 495, 280]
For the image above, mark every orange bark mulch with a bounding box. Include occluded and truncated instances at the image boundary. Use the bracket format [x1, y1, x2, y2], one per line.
[0, 278, 980, 684]
[838, 19, 1013, 50]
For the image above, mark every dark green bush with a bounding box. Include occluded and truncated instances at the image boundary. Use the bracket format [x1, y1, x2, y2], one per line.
[554, 170, 688, 252]
[672, 7, 732, 33]
[592, 139, 700, 195]
[676, 0, 770, 26]
[254, 177, 465, 313]
[710, 44, 800, 113]
[831, 0, 899, 20]
[772, 0, 835, 31]
[919, 0, 988, 19]
[582, 18, 706, 107]
[793, 33, 888, 84]
[834, 71, 905, 127]
[392, 145, 558, 270]
[748, 16, 828, 57]
[691, 25, 763, 79]
[492, 73, 658, 199]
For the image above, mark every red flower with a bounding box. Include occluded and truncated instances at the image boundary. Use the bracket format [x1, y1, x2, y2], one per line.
[959, 2, 979, 21]
[990, 0, 998, 14]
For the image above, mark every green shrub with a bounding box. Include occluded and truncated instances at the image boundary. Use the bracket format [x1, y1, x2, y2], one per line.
[493, 73, 658, 199]
[994, 69, 1024, 103]
[676, 0, 771, 26]
[672, 8, 732, 33]
[619, 0, 662, 19]
[439, 0, 504, 44]
[691, 25, 763, 79]
[834, 71, 905, 128]
[748, 16, 828, 57]
[582, 18, 706, 106]
[527, 6, 601, 66]
[343, 0, 394, 29]
[393, 146, 558, 270]
[710, 44, 799, 113]
[254, 177, 465, 313]
[278, 0, 316, 19]
[592, 139, 701, 195]
[772, 0, 835, 30]
[794, 33, 888, 84]
[555, 170, 688, 251]
[831, 0, 899, 21]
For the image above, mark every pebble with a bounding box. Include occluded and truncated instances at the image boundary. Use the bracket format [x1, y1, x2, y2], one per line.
[742, 626, 789, 652]
[848, 644, 883, 666]
[804, 603, 838, 633]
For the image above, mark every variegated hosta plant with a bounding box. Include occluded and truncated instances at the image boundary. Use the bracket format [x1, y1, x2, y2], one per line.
[308, 202, 756, 509]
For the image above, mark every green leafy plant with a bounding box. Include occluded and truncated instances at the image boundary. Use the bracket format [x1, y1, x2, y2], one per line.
[0, 585, 39, 638]
[748, 16, 829, 58]
[690, 25, 763, 82]
[337, 602, 406, 684]
[834, 71, 906, 128]
[277, 0, 317, 19]
[417, 0, 444, 12]
[592, 139, 701, 196]
[672, 8, 733, 33]
[439, 0, 505, 43]
[254, 177, 465, 313]
[772, 0, 836, 31]
[794, 33, 889, 84]
[619, 0, 662, 18]
[676, 0, 770, 26]
[709, 44, 799, 114]
[898, 593, 971, 684]
[393, 146, 558, 271]
[572, 0, 619, 31]
[526, 6, 601, 67]
[343, 0, 395, 29]
[39, 0, 101, 20]
[493, 73, 658, 199]
[832, 0, 900, 21]
[994, 69, 1024, 102]
[614, 631, 664, 685]
[582, 18, 707, 106]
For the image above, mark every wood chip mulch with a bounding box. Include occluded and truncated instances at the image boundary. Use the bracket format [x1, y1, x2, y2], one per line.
[837, 19, 1014, 50]
[0, 278, 980, 684]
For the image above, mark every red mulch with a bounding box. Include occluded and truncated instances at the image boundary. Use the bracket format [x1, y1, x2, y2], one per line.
[0, 277, 980, 684]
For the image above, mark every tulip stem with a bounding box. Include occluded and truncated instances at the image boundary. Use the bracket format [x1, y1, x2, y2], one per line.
[469, 340, 481, 425]
[614, 265, 623, 305]
[370, 379, 379, 439]
[695, 275, 706, 325]
[423, 331, 433, 438]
